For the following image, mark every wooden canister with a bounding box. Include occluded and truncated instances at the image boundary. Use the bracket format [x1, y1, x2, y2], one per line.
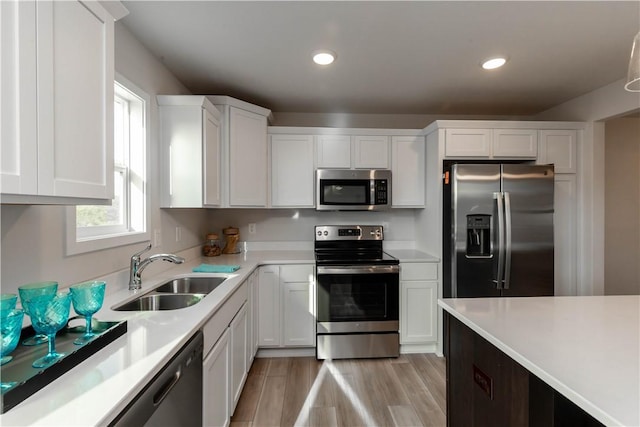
[222, 226, 240, 254]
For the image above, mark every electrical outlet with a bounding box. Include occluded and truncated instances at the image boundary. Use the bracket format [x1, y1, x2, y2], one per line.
[248, 223, 256, 235]
[175, 226, 182, 242]
[153, 229, 162, 247]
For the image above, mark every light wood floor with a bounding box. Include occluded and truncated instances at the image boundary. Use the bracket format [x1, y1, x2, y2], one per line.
[230, 354, 446, 427]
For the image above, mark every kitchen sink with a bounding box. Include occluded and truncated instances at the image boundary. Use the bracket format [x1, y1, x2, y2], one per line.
[113, 293, 205, 311]
[152, 276, 227, 295]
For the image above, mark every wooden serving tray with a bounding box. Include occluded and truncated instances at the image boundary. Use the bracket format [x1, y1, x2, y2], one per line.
[0, 318, 127, 413]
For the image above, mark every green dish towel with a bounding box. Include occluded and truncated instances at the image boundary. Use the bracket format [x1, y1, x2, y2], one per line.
[192, 264, 240, 273]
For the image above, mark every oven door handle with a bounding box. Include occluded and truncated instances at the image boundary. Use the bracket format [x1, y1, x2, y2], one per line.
[316, 265, 400, 275]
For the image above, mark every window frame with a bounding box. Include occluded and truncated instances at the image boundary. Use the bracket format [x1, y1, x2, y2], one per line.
[65, 73, 150, 255]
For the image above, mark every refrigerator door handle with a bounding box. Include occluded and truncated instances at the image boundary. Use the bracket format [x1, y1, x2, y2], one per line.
[503, 192, 512, 290]
[493, 192, 505, 289]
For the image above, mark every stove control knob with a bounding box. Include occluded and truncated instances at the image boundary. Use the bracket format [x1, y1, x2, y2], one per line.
[323, 231, 328, 236]
[317, 231, 322, 236]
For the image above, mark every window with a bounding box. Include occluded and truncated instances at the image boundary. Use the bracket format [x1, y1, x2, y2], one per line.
[66, 74, 149, 255]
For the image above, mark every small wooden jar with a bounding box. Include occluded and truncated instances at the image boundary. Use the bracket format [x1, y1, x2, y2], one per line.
[222, 226, 240, 254]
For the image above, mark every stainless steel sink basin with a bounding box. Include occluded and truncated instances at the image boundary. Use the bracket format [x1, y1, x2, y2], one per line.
[153, 276, 227, 295]
[113, 293, 205, 311]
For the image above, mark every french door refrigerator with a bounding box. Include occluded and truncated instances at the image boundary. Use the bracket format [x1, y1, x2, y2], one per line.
[443, 163, 555, 298]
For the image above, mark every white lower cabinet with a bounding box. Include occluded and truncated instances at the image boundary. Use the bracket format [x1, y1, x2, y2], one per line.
[247, 270, 259, 366]
[202, 280, 250, 427]
[400, 262, 439, 349]
[258, 264, 315, 348]
[203, 328, 230, 427]
[230, 302, 248, 412]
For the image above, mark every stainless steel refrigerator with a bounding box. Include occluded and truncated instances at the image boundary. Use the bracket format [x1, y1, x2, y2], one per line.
[443, 163, 555, 298]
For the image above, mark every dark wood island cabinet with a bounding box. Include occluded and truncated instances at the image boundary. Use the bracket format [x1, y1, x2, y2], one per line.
[445, 313, 604, 427]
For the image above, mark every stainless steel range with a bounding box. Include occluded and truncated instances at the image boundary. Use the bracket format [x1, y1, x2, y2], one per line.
[315, 225, 400, 360]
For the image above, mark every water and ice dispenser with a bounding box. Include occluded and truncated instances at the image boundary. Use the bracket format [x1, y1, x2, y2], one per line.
[466, 214, 491, 257]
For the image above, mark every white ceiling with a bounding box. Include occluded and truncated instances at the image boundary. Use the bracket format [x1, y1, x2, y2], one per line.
[120, 1, 640, 116]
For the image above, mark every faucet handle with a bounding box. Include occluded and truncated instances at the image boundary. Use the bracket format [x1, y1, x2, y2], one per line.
[132, 242, 152, 259]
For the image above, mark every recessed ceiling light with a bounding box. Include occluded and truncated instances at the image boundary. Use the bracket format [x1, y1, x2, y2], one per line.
[482, 57, 508, 70]
[313, 50, 336, 65]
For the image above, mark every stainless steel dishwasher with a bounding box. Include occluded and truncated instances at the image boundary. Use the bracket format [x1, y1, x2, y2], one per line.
[109, 331, 203, 426]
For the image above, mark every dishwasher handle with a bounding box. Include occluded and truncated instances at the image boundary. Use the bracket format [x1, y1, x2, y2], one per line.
[153, 367, 182, 407]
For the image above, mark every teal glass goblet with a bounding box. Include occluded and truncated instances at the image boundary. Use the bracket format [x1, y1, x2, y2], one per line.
[1, 293, 18, 316]
[1, 309, 25, 390]
[18, 281, 58, 346]
[24, 292, 71, 369]
[70, 281, 106, 345]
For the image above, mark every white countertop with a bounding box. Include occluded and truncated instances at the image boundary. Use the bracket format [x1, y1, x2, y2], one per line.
[387, 249, 439, 263]
[0, 250, 314, 426]
[438, 296, 640, 427]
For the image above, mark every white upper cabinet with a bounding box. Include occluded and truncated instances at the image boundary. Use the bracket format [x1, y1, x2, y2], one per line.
[537, 130, 577, 173]
[353, 135, 389, 169]
[492, 129, 538, 158]
[444, 128, 537, 159]
[444, 129, 492, 157]
[270, 134, 315, 207]
[391, 136, 425, 207]
[158, 96, 221, 208]
[209, 97, 272, 208]
[316, 135, 351, 168]
[316, 134, 390, 169]
[1, 0, 118, 204]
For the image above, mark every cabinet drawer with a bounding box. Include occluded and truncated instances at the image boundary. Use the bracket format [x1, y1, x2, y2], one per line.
[401, 263, 438, 281]
[203, 281, 247, 356]
[279, 264, 314, 282]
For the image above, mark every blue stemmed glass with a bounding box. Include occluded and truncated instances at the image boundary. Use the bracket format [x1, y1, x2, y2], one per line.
[1, 293, 18, 315]
[18, 282, 58, 346]
[1, 309, 25, 390]
[70, 281, 106, 345]
[24, 292, 71, 369]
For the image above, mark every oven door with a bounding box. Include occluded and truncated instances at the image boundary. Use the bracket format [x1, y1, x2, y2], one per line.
[316, 265, 399, 333]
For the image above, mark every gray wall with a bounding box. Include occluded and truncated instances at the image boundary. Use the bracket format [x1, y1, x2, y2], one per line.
[604, 117, 640, 295]
[205, 208, 418, 246]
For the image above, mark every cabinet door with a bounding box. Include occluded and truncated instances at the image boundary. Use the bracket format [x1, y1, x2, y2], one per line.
[391, 136, 425, 207]
[247, 271, 258, 364]
[1, 0, 38, 196]
[203, 328, 230, 427]
[445, 129, 492, 158]
[400, 281, 437, 344]
[400, 262, 438, 345]
[36, 0, 114, 199]
[316, 135, 351, 168]
[160, 105, 204, 208]
[353, 135, 389, 169]
[493, 129, 537, 158]
[447, 315, 529, 427]
[230, 302, 248, 412]
[554, 175, 577, 296]
[258, 266, 281, 346]
[229, 106, 268, 206]
[280, 265, 315, 347]
[538, 130, 577, 173]
[203, 109, 222, 206]
[270, 134, 315, 207]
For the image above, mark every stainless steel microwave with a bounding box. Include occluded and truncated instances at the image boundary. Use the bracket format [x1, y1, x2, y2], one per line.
[316, 169, 391, 211]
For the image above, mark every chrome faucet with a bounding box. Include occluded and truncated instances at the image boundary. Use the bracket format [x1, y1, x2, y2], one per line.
[129, 243, 185, 290]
